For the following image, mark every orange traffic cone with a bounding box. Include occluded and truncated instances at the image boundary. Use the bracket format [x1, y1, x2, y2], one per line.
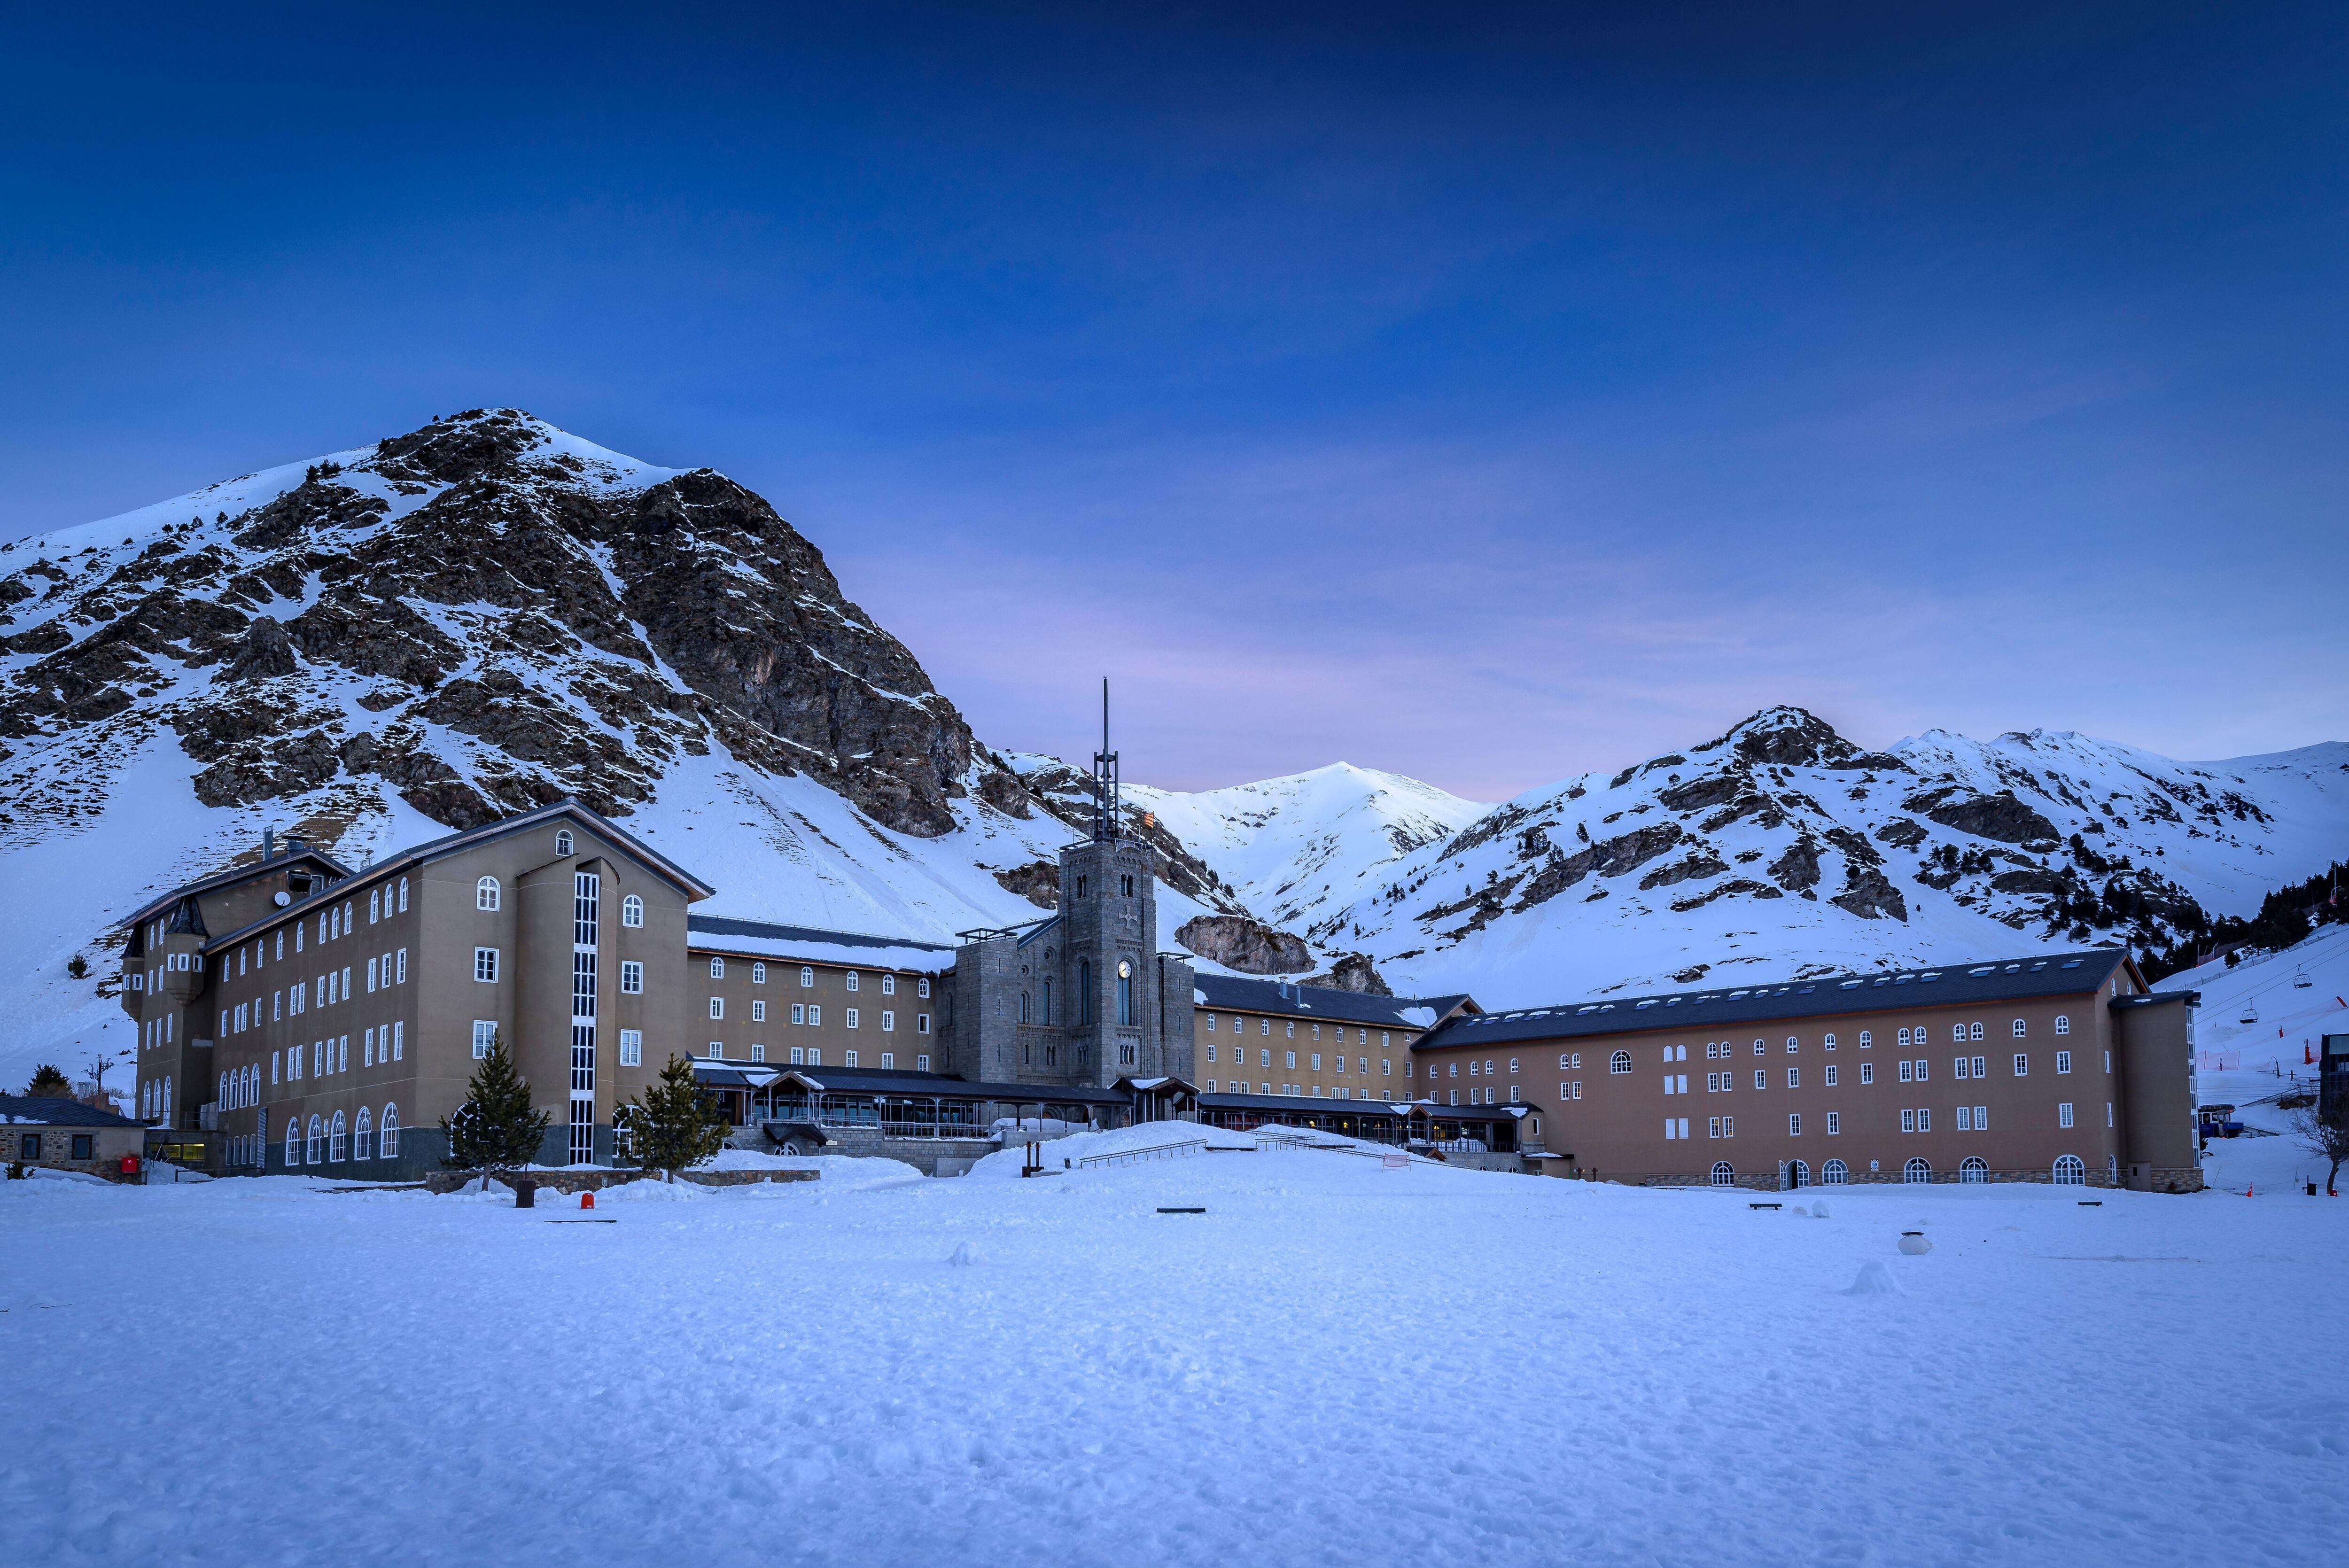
[2246, 1182, 2254, 1198]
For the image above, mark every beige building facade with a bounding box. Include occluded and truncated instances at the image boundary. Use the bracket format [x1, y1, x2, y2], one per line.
[1410, 949, 2201, 1191]
[121, 801, 712, 1180]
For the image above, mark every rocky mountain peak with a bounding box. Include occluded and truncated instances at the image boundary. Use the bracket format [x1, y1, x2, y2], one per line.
[1694, 705, 1909, 772]
[0, 411, 1013, 848]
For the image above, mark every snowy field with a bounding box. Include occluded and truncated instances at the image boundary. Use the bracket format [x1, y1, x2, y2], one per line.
[5, 1128, 2345, 1568]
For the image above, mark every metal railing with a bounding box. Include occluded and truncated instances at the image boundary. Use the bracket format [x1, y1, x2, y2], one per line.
[1076, 1137, 1210, 1170]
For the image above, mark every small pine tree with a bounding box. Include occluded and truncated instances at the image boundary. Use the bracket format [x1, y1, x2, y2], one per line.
[615, 1054, 730, 1181]
[25, 1063, 72, 1098]
[65, 954, 88, 979]
[440, 1034, 552, 1182]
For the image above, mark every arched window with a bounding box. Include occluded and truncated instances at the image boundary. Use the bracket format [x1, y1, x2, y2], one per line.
[163, 1075, 171, 1117]
[306, 1115, 324, 1165]
[218, 1071, 229, 1107]
[752, 962, 766, 985]
[1960, 1156, 1987, 1182]
[2053, 1015, 2070, 1035]
[286, 1116, 302, 1166]
[380, 1105, 399, 1158]
[555, 829, 574, 856]
[353, 1107, 372, 1161]
[709, 956, 724, 979]
[1788, 1159, 1809, 1189]
[1821, 1159, 1848, 1185]
[1042, 979, 1053, 1025]
[1610, 1050, 1632, 1074]
[800, 966, 813, 987]
[2052, 1154, 2085, 1186]
[1903, 1157, 1932, 1184]
[249, 1064, 260, 1105]
[1019, 991, 1031, 1024]
[1709, 1161, 1736, 1187]
[1116, 960, 1134, 1026]
[476, 876, 500, 911]
[621, 894, 644, 928]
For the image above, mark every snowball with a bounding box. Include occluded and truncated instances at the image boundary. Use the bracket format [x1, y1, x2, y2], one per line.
[1898, 1233, 1932, 1256]
[949, 1241, 980, 1267]
[1810, 1200, 1830, 1219]
[1843, 1260, 1902, 1296]
[1790, 1204, 1810, 1217]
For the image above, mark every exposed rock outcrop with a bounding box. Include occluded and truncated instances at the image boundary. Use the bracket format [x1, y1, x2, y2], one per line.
[1176, 914, 1314, 975]
[1300, 953, 1393, 995]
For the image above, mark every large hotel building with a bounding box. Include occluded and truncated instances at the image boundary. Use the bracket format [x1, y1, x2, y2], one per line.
[119, 796, 2201, 1191]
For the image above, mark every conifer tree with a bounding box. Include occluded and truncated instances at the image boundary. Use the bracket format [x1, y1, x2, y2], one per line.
[25, 1064, 72, 1098]
[440, 1033, 552, 1182]
[615, 1054, 730, 1181]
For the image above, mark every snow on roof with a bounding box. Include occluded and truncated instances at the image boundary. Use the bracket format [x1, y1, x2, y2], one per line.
[687, 915, 956, 973]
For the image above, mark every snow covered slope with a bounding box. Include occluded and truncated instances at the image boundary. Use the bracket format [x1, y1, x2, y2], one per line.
[1271, 708, 2349, 1006]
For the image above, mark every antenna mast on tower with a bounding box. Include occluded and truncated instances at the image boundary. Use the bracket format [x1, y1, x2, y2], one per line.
[1092, 677, 1120, 841]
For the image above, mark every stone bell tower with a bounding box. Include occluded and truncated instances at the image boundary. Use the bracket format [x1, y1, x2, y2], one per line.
[1055, 682, 1191, 1087]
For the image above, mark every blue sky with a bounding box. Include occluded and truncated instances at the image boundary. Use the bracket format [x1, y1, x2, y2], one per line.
[4, 2, 2342, 799]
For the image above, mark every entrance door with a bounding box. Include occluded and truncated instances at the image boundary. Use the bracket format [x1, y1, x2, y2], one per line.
[1789, 1159, 1809, 1189]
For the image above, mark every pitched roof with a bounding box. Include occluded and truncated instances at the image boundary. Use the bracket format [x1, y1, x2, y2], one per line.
[1192, 972, 1478, 1032]
[117, 847, 350, 931]
[202, 799, 714, 953]
[0, 1094, 141, 1127]
[1416, 949, 2135, 1050]
[756, 1064, 1132, 1106]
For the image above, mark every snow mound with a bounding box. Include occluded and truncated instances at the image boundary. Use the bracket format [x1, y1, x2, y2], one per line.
[1844, 1260, 1902, 1296]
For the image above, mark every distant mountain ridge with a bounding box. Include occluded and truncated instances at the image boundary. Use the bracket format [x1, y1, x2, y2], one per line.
[3, 410, 2342, 1092]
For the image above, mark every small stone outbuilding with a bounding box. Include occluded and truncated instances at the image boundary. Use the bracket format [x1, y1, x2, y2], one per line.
[2, 1096, 145, 1177]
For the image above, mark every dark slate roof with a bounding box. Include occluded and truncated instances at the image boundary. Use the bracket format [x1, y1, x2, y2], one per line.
[1415, 948, 2135, 1051]
[117, 847, 351, 931]
[1198, 1091, 1414, 1116]
[686, 916, 957, 955]
[0, 1095, 140, 1127]
[762, 1064, 1131, 1106]
[1193, 972, 1478, 1032]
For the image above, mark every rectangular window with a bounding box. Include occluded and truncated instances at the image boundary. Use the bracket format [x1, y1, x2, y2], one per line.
[1381, 1058, 1391, 1076]
[1788, 1113, 1801, 1136]
[392, 1021, 402, 1060]
[917, 1014, 930, 1034]
[1707, 1116, 1721, 1138]
[1971, 1056, 1985, 1078]
[1899, 1060, 1914, 1082]
[1311, 1052, 1322, 1070]
[1860, 1063, 1873, 1084]
[789, 1046, 803, 1064]
[1823, 1064, 1837, 1086]
[271, 1050, 280, 1085]
[1719, 1114, 1732, 1136]
[472, 1020, 496, 1058]
[709, 997, 723, 1020]
[1913, 1058, 1927, 1080]
[366, 957, 378, 992]
[1786, 1068, 1799, 1088]
[1753, 1069, 1766, 1090]
[805, 1048, 820, 1066]
[1901, 1109, 1915, 1133]
[474, 947, 498, 983]
[2059, 1102, 2075, 1128]
[917, 1054, 931, 1071]
[1956, 1106, 1972, 1130]
[1917, 1109, 1930, 1131]
[751, 1000, 765, 1023]
[2056, 1050, 2071, 1074]
[621, 961, 643, 995]
[619, 1029, 642, 1066]
[792, 1002, 805, 1025]
[708, 1042, 723, 1060]
[396, 948, 407, 983]
[2014, 1054, 2028, 1076]
[808, 1006, 821, 1027]
[845, 1008, 858, 1029]
[1825, 1111, 1839, 1134]
[881, 1010, 894, 1032]
[844, 1049, 857, 1067]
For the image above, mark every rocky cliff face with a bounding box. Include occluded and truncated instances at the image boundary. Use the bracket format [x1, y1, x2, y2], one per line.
[0, 410, 1010, 844]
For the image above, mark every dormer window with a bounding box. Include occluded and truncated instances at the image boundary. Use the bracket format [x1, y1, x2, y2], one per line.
[555, 829, 574, 857]
[476, 877, 500, 911]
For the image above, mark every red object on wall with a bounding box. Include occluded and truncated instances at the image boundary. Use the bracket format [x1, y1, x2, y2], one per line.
[581, 1190, 595, 1210]
[119, 1155, 140, 1174]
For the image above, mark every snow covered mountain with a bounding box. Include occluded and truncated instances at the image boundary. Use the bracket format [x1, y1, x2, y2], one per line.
[3, 410, 2343, 1094]
[1288, 707, 2349, 1004]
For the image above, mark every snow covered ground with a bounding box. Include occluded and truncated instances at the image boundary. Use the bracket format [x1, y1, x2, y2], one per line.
[6, 1135, 2343, 1566]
